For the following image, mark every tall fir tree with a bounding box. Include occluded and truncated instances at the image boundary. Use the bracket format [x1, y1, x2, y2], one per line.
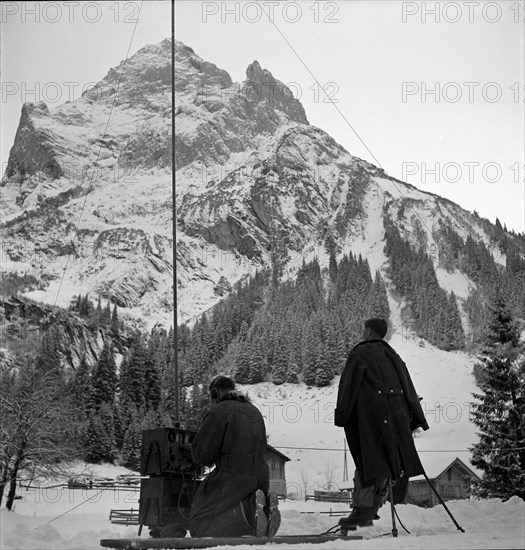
[119, 352, 145, 413]
[445, 291, 465, 350]
[91, 295, 103, 327]
[234, 342, 251, 384]
[286, 348, 300, 383]
[102, 301, 111, 325]
[92, 339, 118, 407]
[120, 405, 142, 470]
[84, 402, 118, 463]
[470, 296, 525, 500]
[144, 336, 162, 410]
[249, 340, 267, 384]
[271, 334, 288, 385]
[71, 355, 94, 415]
[110, 304, 120, 337]
[328, 252, 338, 284]
[314, 342, 334, 387]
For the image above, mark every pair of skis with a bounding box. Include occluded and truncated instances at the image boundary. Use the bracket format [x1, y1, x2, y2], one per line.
[99, 531, 379, 549]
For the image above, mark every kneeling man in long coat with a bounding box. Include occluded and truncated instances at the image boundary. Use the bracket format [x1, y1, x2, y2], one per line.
[189, 375, 279, 538]
[335, 318, 429, 529]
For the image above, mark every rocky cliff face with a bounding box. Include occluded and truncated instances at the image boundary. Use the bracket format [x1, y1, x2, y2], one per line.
[0, 39, 507, 328]
[0, 296, 117, 371]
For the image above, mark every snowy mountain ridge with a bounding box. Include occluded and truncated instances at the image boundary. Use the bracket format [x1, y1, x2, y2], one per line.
[0, 39, 509, 333]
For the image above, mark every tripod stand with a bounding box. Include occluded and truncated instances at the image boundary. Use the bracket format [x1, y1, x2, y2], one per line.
[385, 471, 465, 538]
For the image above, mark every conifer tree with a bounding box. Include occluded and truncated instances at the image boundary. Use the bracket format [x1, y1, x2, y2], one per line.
[368, 271, 390, 320]
[119, 337, 146, 411]
[110, 304, 120, 337]
[120, 406, 142, 470]
[144, 337, 162, 410]
[84, 402, 118, 463]
[303, 358, 317, 387]
[239, 320, 249, 342]
[72, 355, 94, 415]
[271, 334, 288, 385]
[286, 348, 300, 383]
[234, 343, 251, 384]
[314, 343, 333, 387]
[446, 291, 465, 349]
[326, 314, 346, 374]
[329, 252, 338, 283]
[470, 296, 525, 500]
[79, 294, 93, 317]
[301, 318, 319, 385]
[163, 352, 181, 423]
[91, 295, 102, 327]
[102, 301, 111, 325]
[187, 384, 209, 430]
[249, 341, 267, 384]
[92, 339, 118, 407]
[272, 356, 287, 385]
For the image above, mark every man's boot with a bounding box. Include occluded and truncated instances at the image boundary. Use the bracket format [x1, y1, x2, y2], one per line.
[264, 493, 281, 538]
[338, 506, 376, 529]
[254, 490, 268, 537]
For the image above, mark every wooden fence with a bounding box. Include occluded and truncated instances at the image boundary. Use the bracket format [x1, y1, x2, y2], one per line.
[305, 490, 352, 505]
[110, 508, 140, 526]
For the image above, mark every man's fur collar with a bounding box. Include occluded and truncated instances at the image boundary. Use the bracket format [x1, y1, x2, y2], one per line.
[218, 391, 250, 403]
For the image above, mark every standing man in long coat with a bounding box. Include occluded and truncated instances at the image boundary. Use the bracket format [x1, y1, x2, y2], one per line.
[335, 318, 429, 529]
[189, 375, 280, 538]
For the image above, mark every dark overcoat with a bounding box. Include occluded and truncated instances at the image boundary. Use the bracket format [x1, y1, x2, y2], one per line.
[189, 392, 269, 534]
[335, 339, 429, 484]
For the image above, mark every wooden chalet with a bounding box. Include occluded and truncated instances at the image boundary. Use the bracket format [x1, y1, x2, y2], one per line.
[266, 445, 290, 498]
[407, 457, 481, 507]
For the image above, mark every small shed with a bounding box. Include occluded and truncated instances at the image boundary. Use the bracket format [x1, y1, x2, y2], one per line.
[407, 457, 481, 507]
[266, 445, 290, 498]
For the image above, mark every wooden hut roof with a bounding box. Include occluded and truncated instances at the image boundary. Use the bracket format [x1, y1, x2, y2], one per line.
[267, 445, 291, 462]
[411, 457, 481, 482]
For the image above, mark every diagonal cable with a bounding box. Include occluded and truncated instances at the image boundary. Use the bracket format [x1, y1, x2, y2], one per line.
[255, 0, 501, 314]
[52, 1, 144, 307]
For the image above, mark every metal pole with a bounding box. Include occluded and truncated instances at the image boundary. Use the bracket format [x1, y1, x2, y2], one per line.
[422, 471, 465, 533]
[171, 0, 179, 426]
[388, 479, 398, 538]
[343, 440, 348, 482]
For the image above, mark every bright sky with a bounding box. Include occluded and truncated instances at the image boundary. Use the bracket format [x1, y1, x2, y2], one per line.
[1, 1, 523, 233]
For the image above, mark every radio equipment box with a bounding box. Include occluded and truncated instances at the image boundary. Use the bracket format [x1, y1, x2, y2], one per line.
[139, 476, 198, 528]
[140, 427, 200, 477]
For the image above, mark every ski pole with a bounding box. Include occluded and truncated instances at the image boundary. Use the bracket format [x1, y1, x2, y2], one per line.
[388, 479, 398, 538]
[422, 471, 465, 533]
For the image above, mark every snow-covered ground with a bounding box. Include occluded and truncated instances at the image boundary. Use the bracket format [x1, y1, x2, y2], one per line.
[2, 333, 524, 549]
[2, 217, 522, 549]
[1, 489, 523, 549]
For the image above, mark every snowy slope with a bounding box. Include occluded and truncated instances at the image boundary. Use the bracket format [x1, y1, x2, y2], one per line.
[0, 295, 500, 550]
[1, 491, 523, 549]
[2, 325, 523, 549]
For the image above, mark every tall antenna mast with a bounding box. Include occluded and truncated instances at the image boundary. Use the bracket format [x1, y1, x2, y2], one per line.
[171, 0, 179, 425]
[343, 439, 348, 482]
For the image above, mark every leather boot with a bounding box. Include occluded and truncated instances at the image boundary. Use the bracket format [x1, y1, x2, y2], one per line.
[264, 492, 281, 538]
[338, 506, 376, 529]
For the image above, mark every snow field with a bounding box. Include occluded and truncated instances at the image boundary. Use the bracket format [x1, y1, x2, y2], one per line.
[2, 495, 523, 549]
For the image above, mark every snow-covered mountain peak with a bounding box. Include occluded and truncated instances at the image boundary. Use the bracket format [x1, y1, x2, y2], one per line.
[0, 39, 515, 329]
[175, 40, 233, 96]
[243, 60, 309, 125]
